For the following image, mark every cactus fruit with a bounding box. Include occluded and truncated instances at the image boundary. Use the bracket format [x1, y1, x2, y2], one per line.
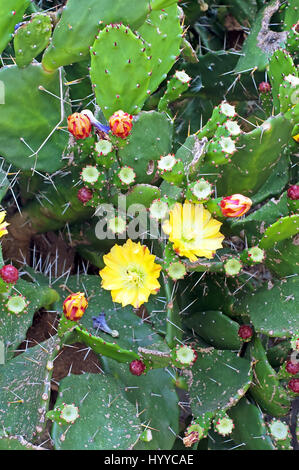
[285, 360, 299, 375]
[0, 265, 19, 284]
[129, 359, 146, 376]
[287, 185, 299, 200]
[77, 187, 93, 204]
[288, 378, 299, 394]
[238, 325, 254, 342]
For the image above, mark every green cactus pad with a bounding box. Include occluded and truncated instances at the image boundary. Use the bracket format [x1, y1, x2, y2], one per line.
[158, 70, 191, 113]
[90, 24, 151, 119]
[250, 154, 290, 205]
[0, 436, 42, 450]
[233, 275, 299, 338]
[0, 279, 59, 361]
[267, 340, 292, 368]
[228, 398, 275, 450]
[14, 13, 52, 68]
[229, 192, 289, 245]
[0, 336, 59, 439]
[0, 0, 30, 55]
[106, 362, 179, 450]
[246, 337, 291, 417]
[284, 0, 299, 29]
[118, 111, 173, 183]
[189, 348, 252, 416]
[184, 310, 242, 350]
[51, 373, 141, 450]
[23, 168, 94, 233]
[259, 214, 299, 249]
[265, 237, 299, 277]
[124, 184, 161, 208]
[42, 0, 152, 71]
[235, 0, 287, 73]
[268, 49, 297, 113]
[216, 114, 293, 197]
[56, 275, 164, 356]
[138, 5, 182, 94]
[0, 64, 71, 172]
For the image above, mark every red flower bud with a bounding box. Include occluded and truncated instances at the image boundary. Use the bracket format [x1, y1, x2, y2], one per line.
[287, 185, 299, 200]
[77, 187, 93, 204]
[63, 292, 88, 321]
[129, 359, 146, 376]
[0, 264, 19, 284]
[288, 378, 299, 394]
[258, 82, 271, 93]
[238, 325, 253, 341]
[220, 194, 252, 218]
[67, 113, 92, 140]
[109, 110, 133, 139]
[286, 360, 299, 375]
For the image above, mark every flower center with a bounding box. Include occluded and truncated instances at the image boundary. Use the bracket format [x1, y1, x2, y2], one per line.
[182, 228, 196, 243]
[126, 265, 145, 287]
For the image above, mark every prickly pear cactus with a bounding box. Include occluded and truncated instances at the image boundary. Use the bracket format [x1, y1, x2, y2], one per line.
[0, 0, 298, 452]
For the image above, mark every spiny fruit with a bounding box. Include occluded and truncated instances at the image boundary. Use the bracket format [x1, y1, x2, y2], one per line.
[238, 325, 253, 342]
[0, 264, 19, 284]
[77, 187, 93, 204]
[288, 378, 299, 394]
[129, 359, 146, 376]
[258, 82, 271, 93]
[287, 185, 299, 200]
[285, 360, 299, 375]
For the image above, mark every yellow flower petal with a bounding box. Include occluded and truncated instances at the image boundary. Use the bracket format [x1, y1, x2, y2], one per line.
[165, 201, 224, 261]
[99, 239, 161, 308]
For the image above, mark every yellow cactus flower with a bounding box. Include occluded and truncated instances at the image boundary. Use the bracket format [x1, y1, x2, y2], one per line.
[99, 239, 162, 309]
[63, 292, 88, 321]
[162, 202, 224, 262]
[0, 211, 9, 238]
[293, 134, 299, 143]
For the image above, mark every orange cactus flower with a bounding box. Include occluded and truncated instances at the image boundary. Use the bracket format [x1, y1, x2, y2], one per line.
[220, 194, 252, 218]
[109, 110, 133, 139]
[67, 113, 92, 140]
[63, 292, 88, 321]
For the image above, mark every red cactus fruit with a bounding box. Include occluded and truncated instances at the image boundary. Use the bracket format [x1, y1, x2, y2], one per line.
[288, 378, 299, 394]
[287, 185, 299, 200]
[129, 359, 146, 376]
[238, 325, 253, 341]
[258, 82, 271, 93]
[0, 264, 19, 284]
[77, 187, 93, 203]
[286, 361, 299, 375]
